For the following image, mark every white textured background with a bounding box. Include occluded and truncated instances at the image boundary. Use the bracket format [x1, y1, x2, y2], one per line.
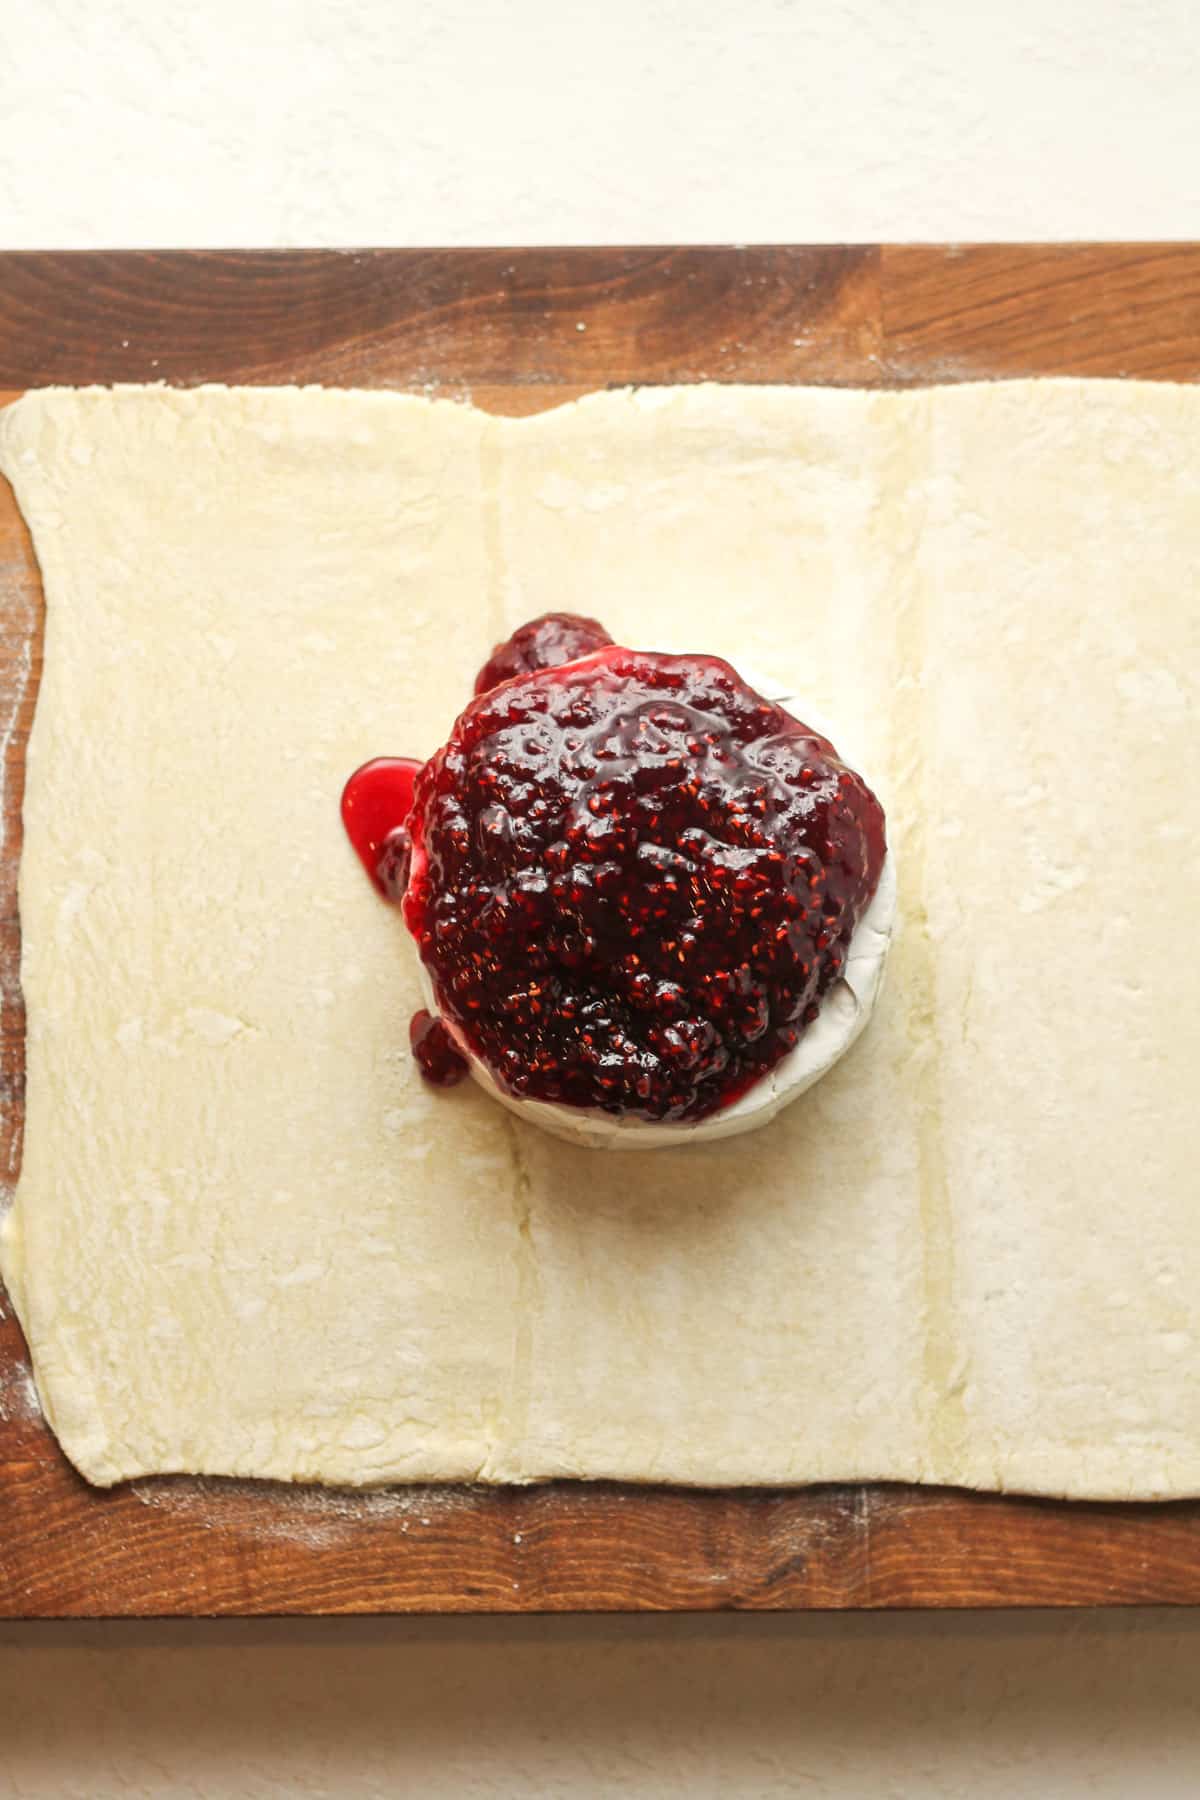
[3, 0, 1199, 245]
[2, 0, 1200, 1794]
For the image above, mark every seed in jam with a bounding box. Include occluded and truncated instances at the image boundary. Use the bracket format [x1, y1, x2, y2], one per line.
[410, 1009, 469, 1086]
[474, 612, 613, 695]
[402, 637, 886, 1122]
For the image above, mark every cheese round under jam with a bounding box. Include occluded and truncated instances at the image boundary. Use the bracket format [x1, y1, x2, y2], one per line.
[343, 616, 895, 1148]
[407, 625, 893, 1142]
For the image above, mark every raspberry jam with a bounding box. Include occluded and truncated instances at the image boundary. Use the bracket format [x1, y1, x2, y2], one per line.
[410, 1008, 469, 1086]
[341, 756, 421, 899]
[362, 620, 887, 1122]
[474, 612, 613, 695]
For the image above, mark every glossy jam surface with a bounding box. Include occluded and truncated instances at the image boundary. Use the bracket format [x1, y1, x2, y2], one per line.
[403, 643, 886, 1121]
[474, 612, 613, 695]
[341, 757, 421, 898]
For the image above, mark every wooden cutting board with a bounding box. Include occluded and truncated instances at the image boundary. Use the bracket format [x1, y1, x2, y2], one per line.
[2, 245, 1200, 1617]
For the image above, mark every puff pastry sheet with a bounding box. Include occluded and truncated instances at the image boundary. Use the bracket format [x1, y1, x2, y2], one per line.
[1, 380, 1197, 1497]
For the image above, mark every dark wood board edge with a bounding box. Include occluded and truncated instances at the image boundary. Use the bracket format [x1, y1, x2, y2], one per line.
[3, 244, 1198, 394]
[0, 246, 882, 391]
[5, 1463, 1200, 1616]
[881, 243, 1200, 383]
[3, 246, 1200, 1615]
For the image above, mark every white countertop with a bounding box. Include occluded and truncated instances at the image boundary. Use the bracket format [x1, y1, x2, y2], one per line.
[3, 1, 1199, 1794]
[7, 0, 1197, 246]
[4, 1611, 1200, 1796]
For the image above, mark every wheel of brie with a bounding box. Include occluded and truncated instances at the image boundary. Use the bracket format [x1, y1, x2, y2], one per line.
[343, 613, 896, 1149]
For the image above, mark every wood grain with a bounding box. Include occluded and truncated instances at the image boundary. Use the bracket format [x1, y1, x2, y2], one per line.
[0, 248, 880, 392]
[2, 245, 1200, 1616]
[883, 244, 1200, 383]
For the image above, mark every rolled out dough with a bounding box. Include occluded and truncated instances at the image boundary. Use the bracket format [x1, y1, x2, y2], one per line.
[1, 379, 1197, 1498]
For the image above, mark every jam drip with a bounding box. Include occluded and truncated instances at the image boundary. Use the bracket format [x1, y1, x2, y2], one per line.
[410, 1009, 469, 1086]
[341, 756, 421, 898]
[403, 637, 887, 1121]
